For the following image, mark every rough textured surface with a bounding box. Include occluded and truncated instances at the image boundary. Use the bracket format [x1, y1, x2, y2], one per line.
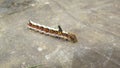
[0, 0, 120, 68]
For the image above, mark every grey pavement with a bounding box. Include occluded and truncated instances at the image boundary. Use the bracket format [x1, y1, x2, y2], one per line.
[0, 0, 120, 68]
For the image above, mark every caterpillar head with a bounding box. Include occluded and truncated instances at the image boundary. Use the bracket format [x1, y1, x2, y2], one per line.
[68, 33, 78, 43]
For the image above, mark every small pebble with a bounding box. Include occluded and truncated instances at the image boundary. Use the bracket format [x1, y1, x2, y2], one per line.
[37, 47, 43, 52]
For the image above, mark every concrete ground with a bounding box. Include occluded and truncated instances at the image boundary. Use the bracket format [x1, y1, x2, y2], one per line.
[0, 0, 120, 68]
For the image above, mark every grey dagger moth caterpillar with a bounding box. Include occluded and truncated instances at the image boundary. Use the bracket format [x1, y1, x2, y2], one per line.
[28, 20, 78, 43]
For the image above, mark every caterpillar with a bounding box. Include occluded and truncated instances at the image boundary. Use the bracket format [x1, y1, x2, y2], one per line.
[27, 20, 78, 43]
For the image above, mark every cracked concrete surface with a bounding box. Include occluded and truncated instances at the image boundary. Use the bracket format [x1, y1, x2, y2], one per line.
[0, 0, 120, 68]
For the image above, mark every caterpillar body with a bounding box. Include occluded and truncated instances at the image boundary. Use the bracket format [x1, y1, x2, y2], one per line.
[28, 20, 78, 43]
